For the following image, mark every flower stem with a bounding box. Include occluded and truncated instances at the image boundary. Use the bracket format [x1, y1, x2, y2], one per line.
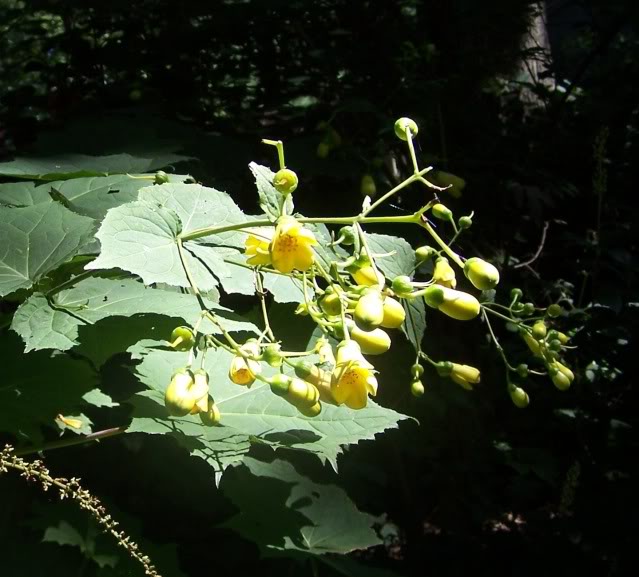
[417, 216, 464, 268]
[14, 426, 127, 457]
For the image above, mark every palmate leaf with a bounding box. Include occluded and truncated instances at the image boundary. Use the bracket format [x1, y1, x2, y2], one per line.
[365, 232, 415, 280]
[87, 182, 255, 289]
[0, 332, 99, 444]
[11, 277, 257, 353]
[127, 346, 409, 475]
[0, 153, 190, 181]
[0, 181, 50, 206]
[0, 202, 95, 297]
[222, 456, 382, 555]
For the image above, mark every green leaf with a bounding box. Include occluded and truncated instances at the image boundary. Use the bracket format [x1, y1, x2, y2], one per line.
[401, 297, 427, 353]
[223, 456, 382, 554]
[0, 181, 50, 206]
[0, 332, 98, 444]
[139, 182, 248, 248]
[0, 203, 95, 297]
[365, 233, 415, 279]
[11, 277, 256, 353]
[0, 153, 190, 181]
[34, 174, 190, 220]
[249, 162, 293, 220]
[127, 346, 409, 474]
[82, 389, 119, 408]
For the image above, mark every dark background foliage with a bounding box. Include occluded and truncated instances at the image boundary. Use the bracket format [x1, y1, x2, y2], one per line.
[1, 0, 637, 575]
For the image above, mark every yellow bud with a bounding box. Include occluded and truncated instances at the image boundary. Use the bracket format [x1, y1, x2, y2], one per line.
[532, 321, 547, 340]
[464, 258, 500, 290]
[410, 380, 425, 397]
[521, 331, 543, 357]
[354, 289, 385, 330]
[509, 386, 530, 408]
[200, 396, 221, 426]
[431, 203, 453, 221]
[164, 369, 197, 416]
[450, 363, 480, 390]
[351, 265, 385, 287]
[287, 378, 320, 408]
[438, 287, 481, 321]
[381, 296, 405, 329]
[319, 291, 342, 316]
[433, 257, 457, 288]
[394, 117, 419, 141]
[298, 401, 322, 418]
[351, 326, 391, 355]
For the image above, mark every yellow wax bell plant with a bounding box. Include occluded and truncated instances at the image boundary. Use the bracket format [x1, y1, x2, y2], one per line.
[154, 119, 575, 425]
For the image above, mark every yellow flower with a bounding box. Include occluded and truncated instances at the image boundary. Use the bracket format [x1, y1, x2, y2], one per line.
[229, 341, 262, 387]
[433, 257, 457, 288]
[450, 363, 481, 390]
[331, 340, 378, 410]
[245, 228, 274, 266]
[270, 216, 318, 273]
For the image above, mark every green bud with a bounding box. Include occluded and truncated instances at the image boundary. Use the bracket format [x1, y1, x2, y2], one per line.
[423, 285, 445, 308]
[510, 288, 523, 301]
[411, 363, 424, 379]
[273, 168, 298, 195]
[269, 374, 292, 396]
[509, 386, 530, 408]
[360, 174, 377, 198]
[410, 380, 425, 397]
[516, 364, 529, 378]
[168, 326, 196, 351]
[458, 216, 473, 229]
[431, 203, 453, 221]
[338, 226, 356, 246]
[394, 117, 419, 141]
[415, 245, 437, 262]
[548, 339, 562, 352]
[154, 170, 170, 184]
[522, 303, 535, 316]
[263, 343, 284, 367]
[436, 361, 453, 377]
[391, 275, 414, 296]
[547, 304, 563, 318]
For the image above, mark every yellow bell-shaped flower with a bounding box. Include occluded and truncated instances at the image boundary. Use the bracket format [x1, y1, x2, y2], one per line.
[229, 341, 262, 387]
[245, 229, 273, 266]
[270, 216, 318, 273]
[331, 340, 378, 410]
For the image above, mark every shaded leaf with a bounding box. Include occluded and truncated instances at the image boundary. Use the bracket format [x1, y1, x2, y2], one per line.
[0, 203, 94, 297]
[249, 162, 293, 220]
[365, 233, 415, 279]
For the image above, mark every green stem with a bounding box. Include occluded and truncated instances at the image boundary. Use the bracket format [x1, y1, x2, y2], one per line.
[262, 139, 286, 169]
[482, 309, 515, 371]
[180, 219, 273, 243]
[14, 426, 127, 457]
[45, 269, 100, 297]
[418, 217, 464, 268]
[405, 130, 420, 174]
[255, 271, 275, 342]
[361, 166, 432, 217]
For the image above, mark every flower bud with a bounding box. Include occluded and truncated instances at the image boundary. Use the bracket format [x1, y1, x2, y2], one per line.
[431, 203, 453, 221]
[449, 363, 480, 390]
[464, 258, 500, 291]
[287, 378, 320, 408]
[319, 291, 342, 316]
[411, 380, 425, 397]
[436, 361, 453, 377]
[415, 245, 437, 262]
[169, 326, 196, 351]
[532, 321, 547, 340]
[190, 369, 211, 413]
[510, 288, 523, 301]
[273, 168, 298, 195]
[509, 386, 530, 408]
[354, 289, 385, 331]
[337, 226, 356, 246]
[438, 287, 481, 321]
[199, 396, 221, 426]
[522, 303, 535, 316]
[547, 304, 563, 318]
[556, 331, 570, 345]
[360, 174, 377, 198]
[394, 117, 419, 141]
[516, 364, 529, 378]
[458, 216, 473, 229]
[411, 363, 424, 379]
[154, 170, 170, 184]
[298, 401, 322, 418]
[295, 302, 310, 316]
[351, 265, 385, 287]
[269, 373, 292, 396]
[229, 341, 262, 387]
[381, 296, 405, 329]
[316, 141, 330, 158]
[423, 285, 445, 308]
[391, 275, 414, 296]
[351, 326, 391, 355]
[263, 343, 284, 368]
[521, 330, 542, 357]
[164, 368, 197, 417]
[433, 257, 457, 288]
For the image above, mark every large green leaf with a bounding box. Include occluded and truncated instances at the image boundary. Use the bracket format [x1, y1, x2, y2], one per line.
[0, 181, 50, 206]
[249, 162, 293, 221]
[127, 346, 409, 474]
[0, 203, 95, 297]
[0, 332, 98, 444]
[84, 200, 211, 289]
[11, 277, 256, 353]
[0, 153, 190, 181]
[223, 456, 382, 554]
[36, 174, 190, 220]
[139, 182, 249, 248]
